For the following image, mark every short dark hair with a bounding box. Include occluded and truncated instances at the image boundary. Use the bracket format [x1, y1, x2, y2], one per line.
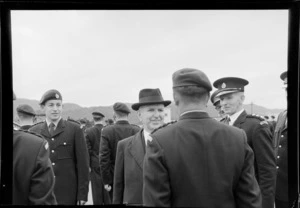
[173, 86, 209, 102]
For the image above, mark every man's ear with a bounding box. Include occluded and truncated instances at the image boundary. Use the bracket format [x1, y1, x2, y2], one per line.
[137, 109, 143, 122]
[173, 91, 179, 106]
[40, 104, 45, 110]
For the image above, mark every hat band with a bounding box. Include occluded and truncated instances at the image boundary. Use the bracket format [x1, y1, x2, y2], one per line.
[139, 95, 165, 103]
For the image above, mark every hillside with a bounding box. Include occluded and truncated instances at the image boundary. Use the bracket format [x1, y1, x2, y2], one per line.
[13, 98, 284, 124]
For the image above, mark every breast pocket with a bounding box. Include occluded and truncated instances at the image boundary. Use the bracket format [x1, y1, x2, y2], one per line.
[57, 142, 73, 160]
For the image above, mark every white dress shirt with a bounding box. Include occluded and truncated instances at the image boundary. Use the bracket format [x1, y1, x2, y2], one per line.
[228, 109, 244, 126]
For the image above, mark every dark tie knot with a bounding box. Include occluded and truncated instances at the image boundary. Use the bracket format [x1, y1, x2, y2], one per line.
[49, 123, 55, 135]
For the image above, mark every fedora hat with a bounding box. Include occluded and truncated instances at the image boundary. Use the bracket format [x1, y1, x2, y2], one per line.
[131, 88, 171, 111]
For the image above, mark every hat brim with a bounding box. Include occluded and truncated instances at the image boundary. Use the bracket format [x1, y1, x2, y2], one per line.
[132, 100, 171, 111]
[215, 89, 241, 97]
[17, 109, 36, 116]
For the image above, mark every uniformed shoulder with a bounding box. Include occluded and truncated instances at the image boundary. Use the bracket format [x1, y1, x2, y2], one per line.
[246, 114, 269, 126]
[66, 118, 80, 125]
[19, 129, 44, 139]
[151, 120, 177, 134]
[30, 121, 44, 129]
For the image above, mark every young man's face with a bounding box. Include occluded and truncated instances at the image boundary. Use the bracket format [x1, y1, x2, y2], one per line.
[42, 100, 63, 122]
[219, 92, 244, 116]
[138, 104, 165, 133]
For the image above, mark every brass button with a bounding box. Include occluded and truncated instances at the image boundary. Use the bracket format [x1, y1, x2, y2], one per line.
[277, 156, 280, 159]
[63, 142, 66, 145]
[52, 163, 55, 166]
[276, 166, 279, 169]
[51, 150, 55, 153]
[51, 138, 54, 141]
[279, 145, 282, 148]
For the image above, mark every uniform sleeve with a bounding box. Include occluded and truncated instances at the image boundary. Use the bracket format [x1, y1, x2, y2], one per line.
[99, 130, 113, 185]
[252, 123, 276, 208]
[29, 140, 57, 205]
[143, 136, 171, 207]
[234, 131, 262, 208]
[74, 125, 90, 201]
[113, 141, 125, 204]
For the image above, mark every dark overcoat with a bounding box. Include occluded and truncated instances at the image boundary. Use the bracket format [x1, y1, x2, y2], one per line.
[29, 119, 89, 205]
[99, 120, 140, 186]
[113, 129, 146, 205]
[231, 110, 276, 208]
[85, 124, 111, 205]
[13, 130, 57, 205]
[143, 111, 262, 207]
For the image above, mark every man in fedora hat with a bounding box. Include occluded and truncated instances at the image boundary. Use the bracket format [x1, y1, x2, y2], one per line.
[213, 77, 276, 208]
[143, 68, 261, 207]
[113, 88, 171, 205]
[99, 102, 140, 202]
[29, 89, 90, 205]
[16, 104, 37, 130]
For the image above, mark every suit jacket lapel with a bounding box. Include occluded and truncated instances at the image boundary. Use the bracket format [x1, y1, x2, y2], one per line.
[128, 130, 145, 170]
[52, 119, 66, 137]
[233, 110, 247, 128]
[40, 121, 51, 138]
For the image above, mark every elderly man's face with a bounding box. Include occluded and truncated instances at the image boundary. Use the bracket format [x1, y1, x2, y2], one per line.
[219, 92, 244, 116]
[138, 104, 165, 133]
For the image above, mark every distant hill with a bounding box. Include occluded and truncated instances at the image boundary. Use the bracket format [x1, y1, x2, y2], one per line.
[13, 98, 284, 124]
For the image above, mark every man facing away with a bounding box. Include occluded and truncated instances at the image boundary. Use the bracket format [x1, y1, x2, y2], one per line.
[29, 89, 89, 205]
[85, 111, 111, 205]
[99, 102, 140, 202]
[213, 77, 276, 208]
[13, 92, 57, 205]
[143, 68, 262, 207]
[16, 104, 36, 130]
[113, 88, 171, 205]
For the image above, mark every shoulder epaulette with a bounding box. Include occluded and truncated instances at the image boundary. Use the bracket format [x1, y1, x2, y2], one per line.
[151, 120, 177, 134]
[67, 118, 80, 125]
[246, 114, 269, 126]
[20, 129, 44, 139]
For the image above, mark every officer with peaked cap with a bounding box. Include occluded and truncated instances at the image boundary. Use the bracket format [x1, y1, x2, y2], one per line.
[99, 102, 140, 202]
[210, 90, 226, 119]
[113, 88, 171, 205]
[274, 71, 297, 208]
[16, 104, 36, 130]
[213, 77, 276, 208]
[29, 89, 89, 205]
[143, 68, 261, 207]
[13, 92, 57, 205]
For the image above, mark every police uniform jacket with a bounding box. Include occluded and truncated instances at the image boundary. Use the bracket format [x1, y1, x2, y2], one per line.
[19, 125, 32, 131]
[85, 124, 103, 169]
[143, 111, 262, 207]
[231, 110, 276, 208]
[99, 120, 140, 186]
[113, 129, 146, 205]
[273, 110, 288, 202]
[29, 119, 89, 205]
[13, 130, 57, 205]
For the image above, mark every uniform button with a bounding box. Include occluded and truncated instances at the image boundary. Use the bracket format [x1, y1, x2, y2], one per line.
[276, 166, 279, 169]
[279, 145, 282, 148]
[281, 135, 284, 137]
[63, 142, 66, 145]
[277, 156, 280, 159]
[52, 163, 55, 166]
[51, 150, 55, 153]
[51, 138, 54, 141]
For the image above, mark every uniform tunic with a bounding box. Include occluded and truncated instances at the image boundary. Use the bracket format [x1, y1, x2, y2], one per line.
[13, 130, 57, 205]
[29, 119, 89, 205]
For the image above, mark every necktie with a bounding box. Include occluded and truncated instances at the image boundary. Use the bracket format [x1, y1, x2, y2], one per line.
[49, 123, 55, 136]
[224, 117, 231, 125]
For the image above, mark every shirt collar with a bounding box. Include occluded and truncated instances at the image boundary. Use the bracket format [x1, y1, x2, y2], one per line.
[180, 110, 206, 117]
[228, 109, 244, 125]
[46, 117, 62, 128]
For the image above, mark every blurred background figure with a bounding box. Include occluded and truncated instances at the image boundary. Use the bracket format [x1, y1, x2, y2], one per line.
[105, 119, 114, 126]
[210, 90, 226, 119]
[79, 118, 87, 132]
[16, 104, 36, 130]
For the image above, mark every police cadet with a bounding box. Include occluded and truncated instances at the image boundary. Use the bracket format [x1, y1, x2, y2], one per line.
[213, 77, 276, 208]
[13, 92, 57, 205]
[210, 90, 226, 119]
[99, 102, 140, 202]
[85, 111, 110, 205]
[16, 104, 36, 130]
[29, 89, 89, 205]
[143, 68, 261, 207]
[274, 71, 297, 208]
[113, 88, 171, 205]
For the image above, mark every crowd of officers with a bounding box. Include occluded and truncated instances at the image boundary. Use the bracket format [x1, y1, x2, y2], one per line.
[11, 68, 296, 207]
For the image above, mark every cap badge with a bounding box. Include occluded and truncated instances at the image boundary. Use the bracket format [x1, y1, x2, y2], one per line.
[221, 83, 226, 88]
[55, 93, 59, 99]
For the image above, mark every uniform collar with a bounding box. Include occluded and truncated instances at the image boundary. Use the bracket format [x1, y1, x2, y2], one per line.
[228, 109, 244, 125]
[46, 117, 62, 128]
[180, 110, 206, 117]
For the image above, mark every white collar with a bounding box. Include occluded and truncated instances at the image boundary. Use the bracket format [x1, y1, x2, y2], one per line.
[143, 129, 151, 146]
[46, 117, 62, 128]
[228, 109, 244, 125]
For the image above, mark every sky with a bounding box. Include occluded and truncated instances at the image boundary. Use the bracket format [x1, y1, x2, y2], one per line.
[12, 10, 288, 109]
